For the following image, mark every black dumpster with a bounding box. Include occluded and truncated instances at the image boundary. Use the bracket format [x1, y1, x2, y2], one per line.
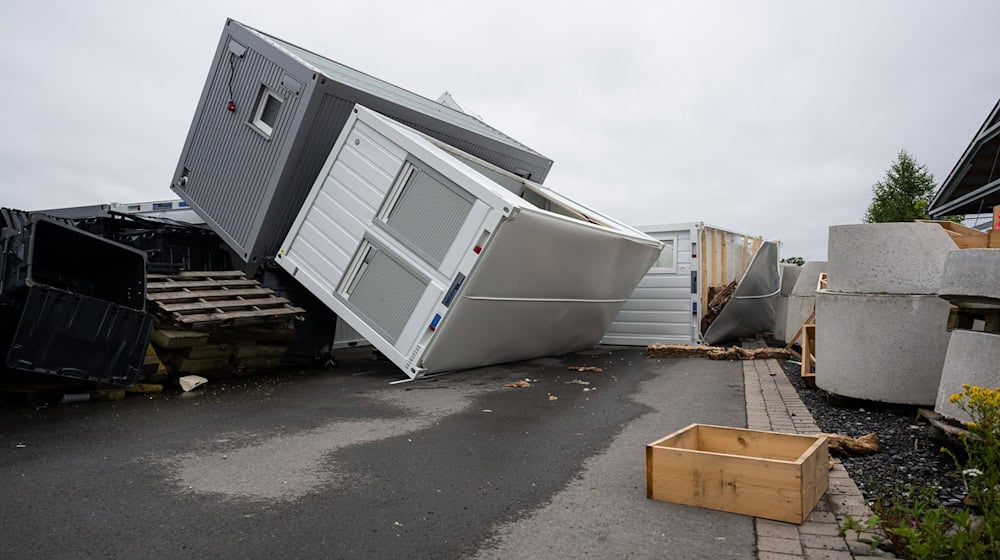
[0, 210, 152, 385]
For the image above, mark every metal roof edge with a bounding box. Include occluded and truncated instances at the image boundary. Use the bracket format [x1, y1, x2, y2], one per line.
[929, 98, 1000, 215]
[228, 19, 548, 160]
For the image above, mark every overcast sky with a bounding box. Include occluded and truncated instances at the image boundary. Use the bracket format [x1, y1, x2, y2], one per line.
[2, 1, 998, 259]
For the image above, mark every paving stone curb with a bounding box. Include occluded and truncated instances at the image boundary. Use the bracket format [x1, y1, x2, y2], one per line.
[743, 356, 896, 559]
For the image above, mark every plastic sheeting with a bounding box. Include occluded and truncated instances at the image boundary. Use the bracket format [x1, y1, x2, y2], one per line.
[703, 241, 780, 345]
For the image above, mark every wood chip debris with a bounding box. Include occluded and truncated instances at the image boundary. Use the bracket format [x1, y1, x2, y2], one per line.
[816, 432, 880, 456]
[646, 344, 793, 361]
[548, 395, 558, 401]
[565, 379, 590, 385]
[505, 380, 531, 388]
[567, 366, 603, 372]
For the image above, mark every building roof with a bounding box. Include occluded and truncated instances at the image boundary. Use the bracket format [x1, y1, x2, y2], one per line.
[240, 21, 546, 159]
[929, 99, 1000, 217]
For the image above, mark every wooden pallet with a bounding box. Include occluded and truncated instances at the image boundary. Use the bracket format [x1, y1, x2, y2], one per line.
[146, 271, 304, 330]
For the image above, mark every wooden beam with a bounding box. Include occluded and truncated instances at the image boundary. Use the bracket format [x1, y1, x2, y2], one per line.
[148, 271, 246, 280]
[147, 288, 273, 302]
[720, 233, 728, 284]
[177, 306, 305, 324]
[146, 279, 258, 291]
[159, 296, 290, 313]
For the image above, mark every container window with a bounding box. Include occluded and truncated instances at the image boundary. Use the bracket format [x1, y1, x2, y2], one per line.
[251, 87, 283, 136]
[653, 238, 677, 272]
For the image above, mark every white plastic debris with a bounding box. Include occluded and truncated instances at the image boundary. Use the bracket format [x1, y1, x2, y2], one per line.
[179, 375, 208, 392]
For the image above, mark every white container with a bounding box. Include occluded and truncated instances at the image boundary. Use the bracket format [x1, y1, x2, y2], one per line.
[276, 106, 661, 378]
[603, 222, 764, 346]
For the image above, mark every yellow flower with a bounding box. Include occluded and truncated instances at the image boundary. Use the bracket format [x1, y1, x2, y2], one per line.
[949, 393, 962, 404]
[967, 422, 978, 429]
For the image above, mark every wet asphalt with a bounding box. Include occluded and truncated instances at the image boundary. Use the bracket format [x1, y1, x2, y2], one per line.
[0, 347, 752, 559]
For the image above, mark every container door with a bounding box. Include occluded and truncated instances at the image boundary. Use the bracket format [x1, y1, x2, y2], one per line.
[602, 229, 697, 346]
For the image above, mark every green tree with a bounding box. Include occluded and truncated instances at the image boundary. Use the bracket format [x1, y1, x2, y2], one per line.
[863, 150, 937, 223]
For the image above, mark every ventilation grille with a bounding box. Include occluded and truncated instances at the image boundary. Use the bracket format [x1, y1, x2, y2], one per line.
[383, 167, 473, 267]
[344, 244, 427, 343]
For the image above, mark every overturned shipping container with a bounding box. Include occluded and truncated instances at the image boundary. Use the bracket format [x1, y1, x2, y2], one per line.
[276, 106, 661, 378]
[0, 210, 152, 385]
[603, 223, 765, 346]
[172, 19, 553, 263]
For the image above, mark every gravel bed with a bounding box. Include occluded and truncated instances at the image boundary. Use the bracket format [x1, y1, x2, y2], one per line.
[778, 359, 966, 507]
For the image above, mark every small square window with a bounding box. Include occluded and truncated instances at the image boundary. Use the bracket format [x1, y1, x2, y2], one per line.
[251, 87, 284, 136]
[654, 238, 677, 272]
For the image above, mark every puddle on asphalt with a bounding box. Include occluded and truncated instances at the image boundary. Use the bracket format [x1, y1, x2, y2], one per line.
[161, 385, 484, 502]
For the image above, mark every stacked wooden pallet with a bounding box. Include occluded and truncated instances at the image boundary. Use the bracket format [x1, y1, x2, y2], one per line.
[145, 271, 305, 379]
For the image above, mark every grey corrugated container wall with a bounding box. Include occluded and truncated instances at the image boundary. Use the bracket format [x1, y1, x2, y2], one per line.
[171, 19, 554, 263]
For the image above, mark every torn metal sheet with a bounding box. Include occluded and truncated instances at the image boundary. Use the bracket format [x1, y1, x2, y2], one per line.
[703, 241, 780, 345]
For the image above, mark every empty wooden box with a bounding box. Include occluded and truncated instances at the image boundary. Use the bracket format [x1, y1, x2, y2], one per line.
[646, 424, 828, 523]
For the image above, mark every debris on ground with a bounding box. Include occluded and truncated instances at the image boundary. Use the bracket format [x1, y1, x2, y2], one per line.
[548, 395, 558, 401]
[565, 379, 590, 385]
[646, 344, 792, 361]
[505, 380, 531, 388]
[179, 375, 208, 392]
[817, 432, 881, 456]
[700, 280, 737, 333]
[567, 366, 603, 372]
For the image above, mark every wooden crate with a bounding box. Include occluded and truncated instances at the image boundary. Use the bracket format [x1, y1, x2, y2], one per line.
[646, 424, 828, 523]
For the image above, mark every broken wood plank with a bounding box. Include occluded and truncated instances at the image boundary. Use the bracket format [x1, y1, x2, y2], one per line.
[152, 270, 246, 279]
[176, 306, 305, 324]
[147, 288, 273, 302]
[646, 344, 793, 361]
[146, 279, 258, 291]
[159, 296, 291, 313]
[813, 432, 880, 456]
[918, 408, 969, 440]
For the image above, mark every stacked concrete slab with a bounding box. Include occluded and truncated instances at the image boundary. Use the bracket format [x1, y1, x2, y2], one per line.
[815, 223, 955, 405]
[782, 261, 826, 343]
[934, 249, 1000, 422]
[773, 263, 803, 341]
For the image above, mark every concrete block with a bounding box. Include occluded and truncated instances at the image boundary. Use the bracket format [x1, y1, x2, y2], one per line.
[780, 264, 804, 296]
[790, 261, 828, 297]
[939, 248, 1000, 305]
[815, 291, 951, 405]
[775, 264, 805, 340]
[775, 295, 790, 341]
[781, 261, 828, 342]
[827, 223, 955, 295]
[934, 330, 1000, 422]
[784, 295, 817, 343]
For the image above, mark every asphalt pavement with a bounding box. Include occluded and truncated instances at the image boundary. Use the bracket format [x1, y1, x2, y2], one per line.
[0, 346, 753, 559]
